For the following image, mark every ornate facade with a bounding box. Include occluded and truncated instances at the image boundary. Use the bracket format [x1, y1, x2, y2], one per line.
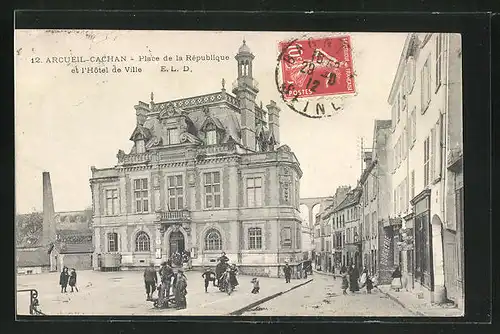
[89, 41, 303, 276]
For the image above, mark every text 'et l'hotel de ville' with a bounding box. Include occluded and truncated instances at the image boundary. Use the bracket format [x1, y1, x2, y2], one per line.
[89, 40, 304, 277]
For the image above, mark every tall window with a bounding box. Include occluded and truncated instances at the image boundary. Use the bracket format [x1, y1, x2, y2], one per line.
[168, 175, 184, 210]
[410, 107, 417, 147]
[135, 231, 150, 252]
[391, 103, 397, 131]
[204, 172, 221, 209]
[206, 129, 217, 145]
[205, 229, 222, 250]
[410, 170, 415, 200]
[435, 34, 443, 91]
[282, 227, 292, 247]
[430, 128, 436, 181]
[105, 189, 119, 215]
[134, 178, 149, 213]
[434, 115, 444, 181]
[248, 227, 262, 249]
[107, 232, 118, 252]
[364, 214, 370, 240]
[401, 75, 408, 111]
[393, 189, 397, 214]
[166, 128, 179, 145]
[371, 212, 377, 238]
[421, 58, 431, 113]
[246, 177, 262, 207]
[407, 56, 416, 93]
[424, 137, 430, 186]
[396, 94, 401, 122]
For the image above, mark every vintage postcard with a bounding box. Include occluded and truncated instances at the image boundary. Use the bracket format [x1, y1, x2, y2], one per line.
[15, 29, 464, 317]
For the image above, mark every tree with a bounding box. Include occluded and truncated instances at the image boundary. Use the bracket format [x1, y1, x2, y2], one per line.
[16, 212, 43, 246]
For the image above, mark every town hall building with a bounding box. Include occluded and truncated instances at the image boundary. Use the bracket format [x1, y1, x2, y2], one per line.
[89, 41, 303, 277]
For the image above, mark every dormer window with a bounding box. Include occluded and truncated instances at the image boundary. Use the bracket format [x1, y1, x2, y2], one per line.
[207, 129, 217, 145]
[166, 128, 179, 145]
[136, 140, 146, 153]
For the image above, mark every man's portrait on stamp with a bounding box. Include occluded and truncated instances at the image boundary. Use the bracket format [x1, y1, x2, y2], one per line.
[14, 27, 468, 319]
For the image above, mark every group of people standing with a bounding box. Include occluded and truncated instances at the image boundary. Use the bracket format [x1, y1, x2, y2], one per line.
[339, 264, 375, 295]
[339, 264, 403, 295]
[143, 259, 188, 310]
[59, 267, 78, 293]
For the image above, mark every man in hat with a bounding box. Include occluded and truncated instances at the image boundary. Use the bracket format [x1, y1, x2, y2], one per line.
[143, 262, 157, 300]
[283, 262, 292, 283]
[174, 268, 188, 310]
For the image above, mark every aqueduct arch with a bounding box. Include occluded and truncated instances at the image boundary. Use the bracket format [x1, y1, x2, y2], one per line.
[300, 197, 335, 227]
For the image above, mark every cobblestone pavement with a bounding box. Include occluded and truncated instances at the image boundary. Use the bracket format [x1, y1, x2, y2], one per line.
[16, 270, 310, 316]
[243, 274, 415, 316]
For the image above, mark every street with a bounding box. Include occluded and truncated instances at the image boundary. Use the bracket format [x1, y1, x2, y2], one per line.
[243, 273, 414, 316]
[16, 270, 413, 317]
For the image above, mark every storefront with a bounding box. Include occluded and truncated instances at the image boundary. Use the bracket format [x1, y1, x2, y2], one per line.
[411, 189, 433, 290]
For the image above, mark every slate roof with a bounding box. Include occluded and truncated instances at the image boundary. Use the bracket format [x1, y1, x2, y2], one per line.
[55, 242, 94, 254]
[16, 247, 50, 267]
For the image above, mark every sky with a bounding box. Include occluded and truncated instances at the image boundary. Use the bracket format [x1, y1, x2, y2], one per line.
[15, 30, 407, 214]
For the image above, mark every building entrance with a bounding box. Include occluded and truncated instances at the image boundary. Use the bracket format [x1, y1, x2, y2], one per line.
[169, 231, 185, 256]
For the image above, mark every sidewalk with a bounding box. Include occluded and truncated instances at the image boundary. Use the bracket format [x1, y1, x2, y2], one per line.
[376, 284, 464, 317]
[313, 269, 340, 278]
[175, 276, 313, 316]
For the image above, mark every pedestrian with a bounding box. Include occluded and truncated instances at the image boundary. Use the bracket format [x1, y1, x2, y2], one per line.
[366, 272, 374, 294]
[250, 277, 260, 294]
[158, 260, 174, 306]
[348, 264, 360, 293]
[359, 266, 368, 289]
[229, 263, 239, 288]
[174, 268, 188, 310]
[340, 265, 349, 295]
[143, 262, 158, 300]
[391, 265, 403, 292]
[202, 267, 216, 292]
[59, 267, 69, 293]
[283, 262, 292, 283]
[68, 268, 79, 292]
[218, 251, 229, 264]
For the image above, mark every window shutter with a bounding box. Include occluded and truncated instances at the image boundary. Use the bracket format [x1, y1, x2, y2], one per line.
[436, 115, 443, 179]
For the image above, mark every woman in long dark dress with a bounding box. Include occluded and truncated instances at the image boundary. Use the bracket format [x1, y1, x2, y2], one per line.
[391, 265, 403, 292]
[59, 267, 69, 293]
[340, 265, 349, 295]
[348, 264, 360, 293]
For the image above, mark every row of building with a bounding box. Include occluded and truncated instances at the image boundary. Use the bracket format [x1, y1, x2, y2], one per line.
[313, 33, 464, 310]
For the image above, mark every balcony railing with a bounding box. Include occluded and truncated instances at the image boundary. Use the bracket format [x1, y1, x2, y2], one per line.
[156, 209, 191, 222]
[198, 143, 237, 156]
[118, 152, 153, 165]
[232, 77, 259, 91]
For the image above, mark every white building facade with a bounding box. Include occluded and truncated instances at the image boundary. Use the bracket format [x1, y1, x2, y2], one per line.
[387, 33, 463, 309]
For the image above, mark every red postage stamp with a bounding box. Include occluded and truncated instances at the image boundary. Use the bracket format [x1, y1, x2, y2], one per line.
[278, 36, 356, 101]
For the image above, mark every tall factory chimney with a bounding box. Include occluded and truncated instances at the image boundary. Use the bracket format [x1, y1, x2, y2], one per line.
[42, 172, 56, 246]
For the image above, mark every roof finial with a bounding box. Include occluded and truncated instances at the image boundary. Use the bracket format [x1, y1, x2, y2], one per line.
[150, 92, 154, 103]
[243, 38, 246, 45]
[221, 78, 226, 90]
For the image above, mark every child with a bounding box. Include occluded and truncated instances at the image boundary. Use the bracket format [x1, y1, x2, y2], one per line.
[365, 273, 373, 294]
[340, 266, 349, 295]
[202, 267, 216, 293]
[250, 277, 260, 294]
[69, 268, 78, 292]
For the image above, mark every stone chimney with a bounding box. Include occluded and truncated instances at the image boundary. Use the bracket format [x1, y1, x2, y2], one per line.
[42, 172, 56, 246]
[363, 151, 373, 170]
[134, 101, 149, 126]
[266, 100, 280, 146]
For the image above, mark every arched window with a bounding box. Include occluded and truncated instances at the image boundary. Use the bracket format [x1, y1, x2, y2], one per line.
[135, 231, 150, 252]
[205, 229, 222, 250]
